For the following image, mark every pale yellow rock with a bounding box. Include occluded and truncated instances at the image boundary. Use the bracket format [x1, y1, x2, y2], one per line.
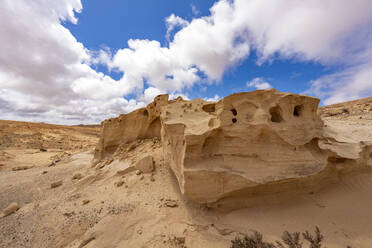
[51, 180, 63, 188]
[162, 89, 327, 204]
[114, 181, 125, 187]
[93, 89, 372, 208]
[12, 166, 32, 171]
[93, 94, 169, 163]
[114, 156, 154, 176]
[72, 172, 83, 180]
[116, 167, 136, 176]
[2, 202, 19, 217]
[134, 155, 154, 173]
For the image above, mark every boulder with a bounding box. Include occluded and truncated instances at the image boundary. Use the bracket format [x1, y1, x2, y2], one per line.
[134, 155, 154, 173]
[115, 156, 154, 176]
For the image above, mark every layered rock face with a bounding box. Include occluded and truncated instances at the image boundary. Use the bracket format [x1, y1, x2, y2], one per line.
[93, 94, 168, 163]
[94, 89, 372, 208]
[161, 90, 329, 205]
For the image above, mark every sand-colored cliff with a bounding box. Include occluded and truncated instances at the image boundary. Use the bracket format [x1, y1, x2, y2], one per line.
[94, 89, 372, 208]
[93, 94, 168, 163]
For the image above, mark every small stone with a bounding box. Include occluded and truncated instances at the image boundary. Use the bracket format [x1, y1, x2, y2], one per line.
[164, 200, 178, 208]
[12, 166, 31, 171]
[150, 175, 155, 182]
[115, 181, 125, 187]
[42, 171, 48, 174]
[139, 175, 144, 180]
[72, 173, 83, 180]
[82, 199, 90, 205]
[50, 180, 63, 188]
[106, 158, 114, 165]
[40, 148, 47, 152]
[48, 162, 56, 167]
[2, 202, 19, 217]
[63, 211, 75, 217]
[135, 170, 142, 175]
[78, 236, 95, 248]
[127, 143, 137, 152]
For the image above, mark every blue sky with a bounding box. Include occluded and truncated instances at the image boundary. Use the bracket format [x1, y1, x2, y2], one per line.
[0, 0, 371, 124]
[64, 0, 331, 102]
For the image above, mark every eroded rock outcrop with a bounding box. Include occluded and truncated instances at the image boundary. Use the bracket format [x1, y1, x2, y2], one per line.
[94, 89, 372, 208]
[93, 94, 169, 163]
[161, 90, 330, 205]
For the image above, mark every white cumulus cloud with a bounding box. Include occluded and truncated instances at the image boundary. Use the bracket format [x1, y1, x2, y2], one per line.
[108, 0, 372, 105]
[203, 95, 221, 102]
[1, 0, 372, 124]
[0, 0, 145, 124]
[165, 14, 189, 41]
[110, 0, 252, 96]
[246, 78, 273, 90]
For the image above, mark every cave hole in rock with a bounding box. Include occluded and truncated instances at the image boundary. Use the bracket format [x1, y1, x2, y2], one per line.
[270, 106, 283, 123]
[202, 103, 216, 113]
[293, 104, 304, 117]
[232, 118, 237, 123]
[231, 109, 237, 116]
[143, 109, 149, 117]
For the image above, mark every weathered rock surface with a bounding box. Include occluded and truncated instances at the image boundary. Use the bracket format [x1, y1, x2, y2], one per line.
[114, 155, 154, 176]
[2, 202, 19, 217]
[94, 89, 372, 208]
[93, 94, 169, 163]
[162, 90, 330, 204]
[51, 180, 63, 188]
[72, 172, 83, 180]
[134, 155, 154, 173]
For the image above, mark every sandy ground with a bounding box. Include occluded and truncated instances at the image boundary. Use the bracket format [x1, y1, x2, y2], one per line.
[0, 119, 99, 151]
[1, 147, 372, 248]
[1, 101, 372, 248]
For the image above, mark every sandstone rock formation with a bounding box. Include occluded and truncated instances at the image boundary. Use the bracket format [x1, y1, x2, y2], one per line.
[93, 94, 168, 163]
[114, 155, 154, 176]
[94, 89, 372, 208]
[134, 155, 154, 173]
[162, 90, 331, 206]
[2, 202, 20, 217]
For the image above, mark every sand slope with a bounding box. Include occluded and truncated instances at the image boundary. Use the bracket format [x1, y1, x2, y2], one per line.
[1, 144, 372, 247]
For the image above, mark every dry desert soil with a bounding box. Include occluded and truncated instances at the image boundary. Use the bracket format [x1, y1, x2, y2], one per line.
[1, 95, 372, 248]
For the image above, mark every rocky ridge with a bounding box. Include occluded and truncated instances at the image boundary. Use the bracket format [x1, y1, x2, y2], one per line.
[94, 89, 372, 209]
